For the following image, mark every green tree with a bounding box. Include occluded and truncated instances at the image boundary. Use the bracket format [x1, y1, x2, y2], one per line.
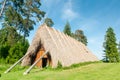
[103, 27, 119, 62]
[63, 21, 72, 36]
[6, 40, 29, 63]
[44, 18, 54, 27]
[0, 43, 10, 58]
[0, 26, 19, 46]
[0, 26, 17, 58]
[0, 26, 29, 63]
[74, 29, 87, 45]
[0, 0, 45, 41]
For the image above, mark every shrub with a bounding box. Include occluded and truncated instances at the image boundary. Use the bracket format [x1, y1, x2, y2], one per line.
[57, 61, 62, 69]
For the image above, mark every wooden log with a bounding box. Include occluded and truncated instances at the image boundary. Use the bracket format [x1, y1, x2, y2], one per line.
[23, 51, 49, 75]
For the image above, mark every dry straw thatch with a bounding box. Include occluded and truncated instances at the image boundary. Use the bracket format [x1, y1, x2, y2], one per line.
[21, 24, 98, 68]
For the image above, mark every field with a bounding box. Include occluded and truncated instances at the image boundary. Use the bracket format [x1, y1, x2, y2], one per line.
[0, 62, 120, 80]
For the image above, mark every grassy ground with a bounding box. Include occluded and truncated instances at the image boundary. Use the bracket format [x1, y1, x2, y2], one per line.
[0, 62, 120, 80]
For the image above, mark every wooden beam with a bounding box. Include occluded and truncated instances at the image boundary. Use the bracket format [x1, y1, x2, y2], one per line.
[23, 51, 49, 75]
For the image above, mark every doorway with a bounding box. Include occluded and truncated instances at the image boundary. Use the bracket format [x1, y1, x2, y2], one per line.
[34, 47, 52, 68]
[42, 58, 47, 67]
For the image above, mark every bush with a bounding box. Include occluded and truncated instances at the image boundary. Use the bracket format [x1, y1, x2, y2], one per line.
[6, 40, 29, 63]
[57, 61, 62, 69]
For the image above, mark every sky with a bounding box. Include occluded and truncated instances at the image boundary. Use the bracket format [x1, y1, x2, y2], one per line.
[1, 0, 120, 59]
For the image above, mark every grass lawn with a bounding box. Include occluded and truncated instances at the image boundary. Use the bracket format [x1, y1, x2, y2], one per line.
[0, 62, 120, 80]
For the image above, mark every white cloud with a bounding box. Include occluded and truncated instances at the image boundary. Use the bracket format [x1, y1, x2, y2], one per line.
[61, 0, 79, 21]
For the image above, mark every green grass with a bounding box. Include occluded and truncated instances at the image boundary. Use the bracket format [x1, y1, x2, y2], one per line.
[0, 62, 120, 80]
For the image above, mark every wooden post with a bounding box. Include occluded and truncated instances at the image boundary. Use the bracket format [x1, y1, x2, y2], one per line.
[4, 54, 28, 73]
[23, 51, 49, 75]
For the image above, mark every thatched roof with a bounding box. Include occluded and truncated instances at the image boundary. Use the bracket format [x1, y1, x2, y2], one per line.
[21, 24, 98, 68]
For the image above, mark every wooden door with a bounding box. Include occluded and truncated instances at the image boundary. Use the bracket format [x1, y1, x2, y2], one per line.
[35, 47, 45, 67]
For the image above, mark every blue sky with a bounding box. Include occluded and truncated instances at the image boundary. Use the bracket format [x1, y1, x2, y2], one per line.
[1, 0, 120, 59]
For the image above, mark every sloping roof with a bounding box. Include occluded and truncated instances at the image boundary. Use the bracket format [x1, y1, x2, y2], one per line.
[21, 24, 98, 67]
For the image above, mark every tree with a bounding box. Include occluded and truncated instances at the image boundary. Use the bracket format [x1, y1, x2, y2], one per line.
[6, 40, 29, 63]
[0, 43, 10, 58]
[0, 26, 29, 63]
[0, 26, 17, 59]
[63, 21, 72, 36]
[44, 18, 54, 27]
[103, 27, 119, 62]
[0, 0, 45, 41]
[74, 29, 87, 45]
[0, 26, 20, 46]
[63, 22, 87, 45]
